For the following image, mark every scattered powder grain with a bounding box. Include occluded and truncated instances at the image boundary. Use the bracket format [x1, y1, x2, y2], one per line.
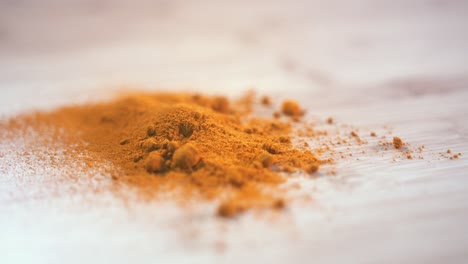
[281, 100, 303, 117]
[393, 136, 403, 149]
[261, 96, 271, 106]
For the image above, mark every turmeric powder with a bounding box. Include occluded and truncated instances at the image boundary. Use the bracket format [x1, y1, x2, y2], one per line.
[281, 100, 304, 117]
[2, 91, 457, 218]
[393, 136, 403, 149]
[3, 92, 322, 218]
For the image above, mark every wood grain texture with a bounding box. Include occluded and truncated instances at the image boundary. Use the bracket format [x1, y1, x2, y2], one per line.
[1, 1, 467, 263]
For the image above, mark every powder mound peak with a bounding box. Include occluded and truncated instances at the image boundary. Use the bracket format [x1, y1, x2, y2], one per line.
[149, 104, 206, 141]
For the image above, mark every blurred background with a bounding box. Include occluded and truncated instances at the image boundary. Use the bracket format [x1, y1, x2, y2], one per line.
[1, 1, 468, 263]
[1, 0, 467, 113]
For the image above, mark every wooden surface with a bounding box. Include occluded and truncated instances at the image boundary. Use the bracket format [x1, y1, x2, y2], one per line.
[1, 1, 468, 263]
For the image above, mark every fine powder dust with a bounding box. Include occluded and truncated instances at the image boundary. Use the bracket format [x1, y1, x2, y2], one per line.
[2, 92, 322, 217]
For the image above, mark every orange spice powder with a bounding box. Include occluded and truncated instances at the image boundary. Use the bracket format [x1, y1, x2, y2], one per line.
[2, 93, 322, 218]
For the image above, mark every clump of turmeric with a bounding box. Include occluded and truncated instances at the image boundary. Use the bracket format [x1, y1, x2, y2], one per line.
[393, 136, 403, 149]
[281, 100, 304, 117]
[145, 152, 165, 173]
[171, 143, 201, 170]
[4, 92, 322, 218]
[261, 96, 271, 106]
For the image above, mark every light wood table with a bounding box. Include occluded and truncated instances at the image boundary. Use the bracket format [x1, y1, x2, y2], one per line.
[1, 1, 467, 263]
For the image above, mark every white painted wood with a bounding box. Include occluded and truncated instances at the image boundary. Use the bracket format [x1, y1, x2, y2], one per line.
[1, 1, 467, 263]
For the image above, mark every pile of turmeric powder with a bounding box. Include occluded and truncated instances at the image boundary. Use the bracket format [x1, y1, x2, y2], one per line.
[4, 92, 321, 217]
